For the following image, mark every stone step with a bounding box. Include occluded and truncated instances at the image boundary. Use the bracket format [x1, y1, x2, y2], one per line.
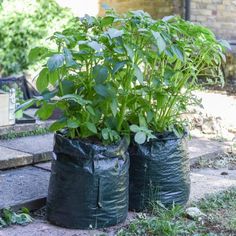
[0, 109, 53, 138]
[0, 135, 230, 212]
[1, 162, 236, 212]
[188, 137, 227, 166]
[0, 166, 50, 211]
[0, 134, 227, 170]
[1, 164, 236, 236]
[0, 134, 53, 170]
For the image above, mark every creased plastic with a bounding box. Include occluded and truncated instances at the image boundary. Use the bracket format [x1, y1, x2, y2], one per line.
[129, 131, 190, 211]
[46, 133, 130, 229]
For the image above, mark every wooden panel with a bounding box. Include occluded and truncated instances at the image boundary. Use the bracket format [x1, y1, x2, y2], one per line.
[0, 94, 9, 126]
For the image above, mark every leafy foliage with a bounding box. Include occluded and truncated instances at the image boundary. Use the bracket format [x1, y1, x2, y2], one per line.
[23, 8, 227, 144]
[118, 203, 196, 236]
[117, 187, 236, 235]
[0, 0, 72, 76]
[0, 208, 33, 228]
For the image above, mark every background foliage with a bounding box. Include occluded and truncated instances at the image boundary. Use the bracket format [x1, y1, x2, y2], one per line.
[0, 0, 72, 77]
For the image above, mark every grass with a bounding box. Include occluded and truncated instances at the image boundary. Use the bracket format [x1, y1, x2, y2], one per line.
[0, 127, 51, 140]
[117, 188, 236, 236]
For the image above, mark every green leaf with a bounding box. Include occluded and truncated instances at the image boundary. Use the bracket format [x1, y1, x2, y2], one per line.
[93, 65, 109, 84]
[49, 118, 67, 132]
[61, 80, 75, 95]
[171, 45, 184, 61]
[101, 16, 114, 27]
[151, 30, 166, 53]
[134, 132, 146, 144]
[63, 48, 76, 67]
[60, 94, 90, 106]
[124, 44, 134, 61]
[147, 111, 154, 123]
[102, 128, 109, 140]
[110, 99, 118, 117]
[36, 103, 55, 120]
[87, 105, 96, 116]
[134, 65, 143, 84]
[130, 125, 140, 133]
[67, 119, 80, 128]
[94, 84, 110, 97]
[86, 122, 97, 134]
[28, 47, 49, 62]
[162, 15, 175, 22]
[16, 99, 36, 112]
[48, 70, 59, 85]
[112, 61, 126, 74]
[87, 41, 105, 51]
[156, 92, 167, 109]
[36, 68, 49, 92]
[47, 54, 65, 71]
[219, 39, 231, 50]
[106, 28, 124, 39]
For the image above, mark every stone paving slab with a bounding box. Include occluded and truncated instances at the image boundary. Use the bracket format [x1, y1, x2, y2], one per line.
[188, 137, 226, 165]
[35, 162, 52, 171]
[1, 166, 236, 236]
[190, 168, 236, 201]
[0, 134, 227, 170]
[0, 134, 54, 155]
[0, 146, 32, 170]
[0, 121, 53, 137]
[0, 166, 50, 210]
[0, 134, 54, 170]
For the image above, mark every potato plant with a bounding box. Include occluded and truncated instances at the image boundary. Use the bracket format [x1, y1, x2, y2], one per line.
[20, 8, 229, 144]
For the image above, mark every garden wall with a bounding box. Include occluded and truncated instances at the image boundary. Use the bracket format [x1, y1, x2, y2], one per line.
[98, 0, 183, 18]
[56, 0, 183, 18]
[190, 0, 236, 42]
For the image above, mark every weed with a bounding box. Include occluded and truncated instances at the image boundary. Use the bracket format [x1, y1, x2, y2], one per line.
[0, 208, 33, 228]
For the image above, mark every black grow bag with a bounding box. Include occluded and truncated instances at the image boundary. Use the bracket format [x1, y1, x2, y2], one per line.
[47, 133, 130, 229]
[129, 131, 190, 211]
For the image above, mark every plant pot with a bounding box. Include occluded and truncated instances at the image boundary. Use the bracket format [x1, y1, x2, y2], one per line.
[47, 133, 130, 229]
[129, 131, 190, 211]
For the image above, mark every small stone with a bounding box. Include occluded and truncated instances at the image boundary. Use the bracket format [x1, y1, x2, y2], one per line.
[186, 207, 206, 220]
[221, 171, 228, 175]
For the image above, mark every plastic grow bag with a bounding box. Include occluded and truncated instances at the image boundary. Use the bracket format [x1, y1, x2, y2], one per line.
[129, 131, 190, 211]
[47, 133, 130, 229]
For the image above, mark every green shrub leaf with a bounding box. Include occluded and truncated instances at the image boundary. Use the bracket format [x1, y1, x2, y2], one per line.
[134, 132, 146, 144]
[47, 54, 65, 71]
[86, 122, 97, 134]
[93, 65, 109, 84]
[28, 47, 49, 62]
[151, 30, 166, 53]
[134, 65, 144, 84]
[94, 84, 110, 97]
[106, 28, 124, 39]
[36, 68, 49, 92]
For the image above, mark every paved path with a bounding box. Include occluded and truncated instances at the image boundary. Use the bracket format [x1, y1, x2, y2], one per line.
[0, 134, 53, 170]
[1, 167, 236, 236]
[0, 134, 227, 170]
[0, 135, 233, 235]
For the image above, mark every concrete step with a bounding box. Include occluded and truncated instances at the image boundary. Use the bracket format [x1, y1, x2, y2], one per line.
[0, 135, 231, 212]
[0, 134, 228, 170]
[0, 166, 50, 211]
[1, 165, 236, 236]
[0, 134, 53, 170]
[2, 162, 236, 212]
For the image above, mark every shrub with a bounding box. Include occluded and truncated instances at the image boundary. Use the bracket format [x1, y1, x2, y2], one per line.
[0, 0, 72, 76]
